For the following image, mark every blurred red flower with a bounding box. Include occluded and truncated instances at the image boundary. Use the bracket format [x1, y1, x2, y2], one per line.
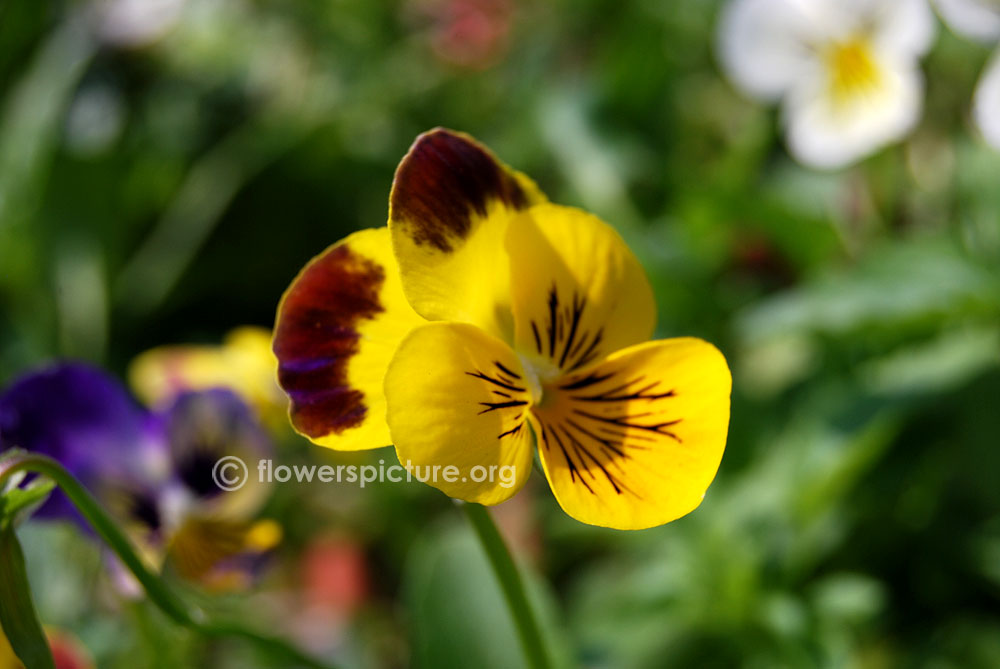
[413, 0, 514, 69]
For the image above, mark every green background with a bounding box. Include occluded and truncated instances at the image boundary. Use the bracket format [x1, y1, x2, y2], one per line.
[2, 0, 999, 666]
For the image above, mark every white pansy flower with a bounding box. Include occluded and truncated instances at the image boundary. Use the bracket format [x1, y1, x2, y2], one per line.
[97, 0, 186, 47]
[974, 52, 1000, 147]
[718, 0, 937, 169]
[934, 0, 1000, 149]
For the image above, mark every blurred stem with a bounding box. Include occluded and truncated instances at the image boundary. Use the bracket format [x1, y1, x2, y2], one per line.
[0, 451, 337, 669]
[462, 503, 554, 669]
[0, 526, 55, 669]
[114, 114, 315, 317]
[0, 18, 94, 234]
[0, 452, 191, 623]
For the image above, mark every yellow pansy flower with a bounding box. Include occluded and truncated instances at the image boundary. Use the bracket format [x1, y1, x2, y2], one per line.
[272, 129, 731, 530]
[0, 628, 17, 669]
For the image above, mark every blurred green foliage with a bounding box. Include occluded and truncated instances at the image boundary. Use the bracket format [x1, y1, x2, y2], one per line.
[1, 0, 999, 667]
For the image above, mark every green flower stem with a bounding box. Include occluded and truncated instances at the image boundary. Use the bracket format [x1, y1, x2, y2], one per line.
[0, 526, 55, 669]
[0, 452, 191, 623]
[0, 451, 337, 669]
[462, 502, 554, 669]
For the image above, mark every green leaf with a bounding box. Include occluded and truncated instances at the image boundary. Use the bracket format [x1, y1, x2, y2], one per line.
[736, 236, 1000, 345]
[405, 521, 525, 669]
[0, 526, 55, 669]
[0, 479, 55, 530]
[404, 519, 566, 669]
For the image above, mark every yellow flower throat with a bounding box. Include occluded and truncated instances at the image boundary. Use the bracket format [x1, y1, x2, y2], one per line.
[827, 38, 882, 104]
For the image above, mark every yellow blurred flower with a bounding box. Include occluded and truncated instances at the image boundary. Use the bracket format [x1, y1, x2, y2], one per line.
[0, 628, 16, 669]
[167, 517, 282, 590]
[129, 326, 286, 427]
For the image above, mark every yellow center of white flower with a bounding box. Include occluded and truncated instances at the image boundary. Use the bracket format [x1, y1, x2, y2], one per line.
[826, 38, 882, 105]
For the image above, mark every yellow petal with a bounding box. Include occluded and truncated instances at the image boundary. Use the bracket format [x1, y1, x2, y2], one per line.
[129, 326, 285, 425]
[243, 518, 283, 551]
[0, 626, 18, 669]
[167, 518, 282, 591]
[532, 338, 731, 530]
[385, 322, 536, 505]
[166, 517, 265, 582]
[507, 203, 655, 377]
[219, 327, 288, 423]
[389, 128, 546, 341]
[273, 227, 424, 450]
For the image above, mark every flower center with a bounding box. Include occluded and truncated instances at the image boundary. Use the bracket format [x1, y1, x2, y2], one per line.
[826, 38, 882, 105]
[516, 352, 558, 406]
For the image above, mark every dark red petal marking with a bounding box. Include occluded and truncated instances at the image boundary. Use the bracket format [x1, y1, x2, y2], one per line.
[390, 128, 530, 252]
[273, 244, 385, 439]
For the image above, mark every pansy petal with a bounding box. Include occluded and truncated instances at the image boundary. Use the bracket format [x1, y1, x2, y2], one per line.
[0, 363, 168, 520]
[273, 227, 423, 451]
[162, 389, 271, 519]
[784, 57, 924, 169]
[935, 0, 1000, 43]
[385, 322, 535, 505]
[532, 338, 731, 530]
[388, 128, 546, 341]
[717, 0, 818, 101]
[166, 517, 272, 582]
[974, 50, 1000, 150]
[813, 0, 936, 56]
[506, 203, 655, 377]
[870, 0, 936, 57]
[129, 326, 286, 425]
[0, 627, 17, 668]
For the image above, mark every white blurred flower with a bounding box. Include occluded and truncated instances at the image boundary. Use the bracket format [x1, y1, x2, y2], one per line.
[97, 0, 186, 48]
[718, 0, 936, 169]
[934, 0, 1000, 149]
[973, 52, 1000, 148]
[934, 0, 1000, 42]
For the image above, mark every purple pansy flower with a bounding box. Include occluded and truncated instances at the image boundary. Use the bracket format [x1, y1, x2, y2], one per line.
[0, 363, 167, 520]
[0, 362, 275, 585]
